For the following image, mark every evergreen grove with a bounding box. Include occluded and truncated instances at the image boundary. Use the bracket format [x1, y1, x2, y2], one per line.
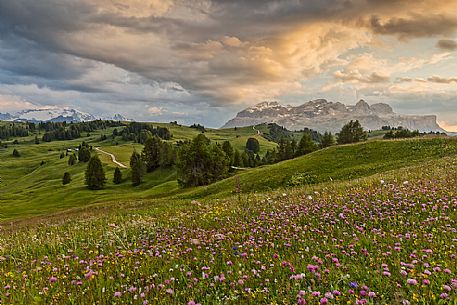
[76, 119, 376, 189]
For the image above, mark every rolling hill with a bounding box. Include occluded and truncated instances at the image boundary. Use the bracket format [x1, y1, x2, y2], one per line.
[1, 120, 456, 220]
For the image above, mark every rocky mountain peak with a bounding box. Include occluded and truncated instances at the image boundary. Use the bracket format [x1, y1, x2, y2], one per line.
[353, 99, 371, 113]
[222, 99, 445, 133]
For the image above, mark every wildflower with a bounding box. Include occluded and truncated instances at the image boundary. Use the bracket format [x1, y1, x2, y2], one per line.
[406, 279, 418, 285]
[49, 276, 57, 283]
[297, 298, 306, 305]
[320, 297, 328, 304]
[349, 281, 358, 288]
[114, 292, 122, 297]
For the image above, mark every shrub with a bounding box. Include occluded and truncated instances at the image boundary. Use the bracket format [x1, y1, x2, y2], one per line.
[12, 149, 20, 157]
[287, 173, 318, 187]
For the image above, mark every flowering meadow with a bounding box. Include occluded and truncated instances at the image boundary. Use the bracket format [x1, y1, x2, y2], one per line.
[1, 158, 457, 304]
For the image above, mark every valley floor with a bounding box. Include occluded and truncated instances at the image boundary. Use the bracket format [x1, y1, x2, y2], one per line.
[0, 156, 456, 304]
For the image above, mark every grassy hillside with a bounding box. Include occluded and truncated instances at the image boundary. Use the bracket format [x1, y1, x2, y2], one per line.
[0, 151, 456, 304]
[1, 125, 457, 221]
[184, 137, 457, 198]
[0, 122, 275, 220]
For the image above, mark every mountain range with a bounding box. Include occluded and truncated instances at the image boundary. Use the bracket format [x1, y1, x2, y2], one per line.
[0, 106, 131, 123]
[222, 99, 445, 133]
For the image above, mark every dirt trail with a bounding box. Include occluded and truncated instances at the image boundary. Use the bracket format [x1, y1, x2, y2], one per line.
[95, 147, 128, 168]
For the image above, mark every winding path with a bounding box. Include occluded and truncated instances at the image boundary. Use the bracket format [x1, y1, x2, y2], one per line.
[95, 147, 128, 168]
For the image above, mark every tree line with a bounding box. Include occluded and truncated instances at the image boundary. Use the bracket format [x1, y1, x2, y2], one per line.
[41, 120, 124, 142]
[67, 120, 427, 190]
[0, 124, 29, 140]
[116, 122, 172, 144]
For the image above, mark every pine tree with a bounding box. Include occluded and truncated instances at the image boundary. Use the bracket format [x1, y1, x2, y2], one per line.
[320, 132, 335, 148]
[130, 151, 145, 186]
[296, 133, 317, 156]
[68, 154, 77, 166]
[222, 141, 234, 166]
[337, 120, 368, 144]
[290, 138, 297, 157]
[78, 146, 91, 162]
[233, 149, 242, 167]
[246, 137, 260, 153]
[85, 156, 106, 190]
[62, 172, 71, 185]
[159, 142, 176, 167]
[113, 167, 122, 184]
[142, 136, 161, 172]
[241, 150, 250, 167]
[176, 134, 229, 187]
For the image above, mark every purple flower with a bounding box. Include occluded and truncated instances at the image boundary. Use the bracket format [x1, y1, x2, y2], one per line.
[440, 293, 449, 299]
[349, 282, 358, 288]
[406, 279, 418, 285]
[114, 291, 122, 297]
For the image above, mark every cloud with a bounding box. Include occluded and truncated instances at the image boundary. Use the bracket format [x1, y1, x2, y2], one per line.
[395, 75, 457, 84]
[367, 14, 457, 39]
[147, 106, 164, 115]
[1, 0, 457, 126]
[427, 76, 457, 83]
[334, 71, 390, 83]
[436, 39, 457, 50]
[0, 94, 36, 112]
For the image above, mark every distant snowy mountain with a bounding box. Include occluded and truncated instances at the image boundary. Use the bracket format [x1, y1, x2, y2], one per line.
[5, 107, 98, 123]
[0, 106, 132, 123]
[223, 99, 445, 133]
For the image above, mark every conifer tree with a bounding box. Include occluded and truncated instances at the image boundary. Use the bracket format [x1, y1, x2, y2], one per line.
[142, 136, 161, 172]
[320, 132, 335, 148]
[62, 172, 71, 185]
[68, 154, 77, 166]
[246, 137, 260, 153]
[130, 151, 145, 186]
[337, 120, 368, 144]
[12, 149, 20, 157]
[176, 134, 229, 187]
[78, 146, 91, 162]
[233, 149, 242, 167]
[296, 133, 317, 156]
[113, 167, 122, 184]
[85, 156, 106, 190]
[222, 141, 234, 166]
[159, 142, 176, 167]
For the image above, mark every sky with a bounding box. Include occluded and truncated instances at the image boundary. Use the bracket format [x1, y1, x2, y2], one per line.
[0, 0, 457, 130]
